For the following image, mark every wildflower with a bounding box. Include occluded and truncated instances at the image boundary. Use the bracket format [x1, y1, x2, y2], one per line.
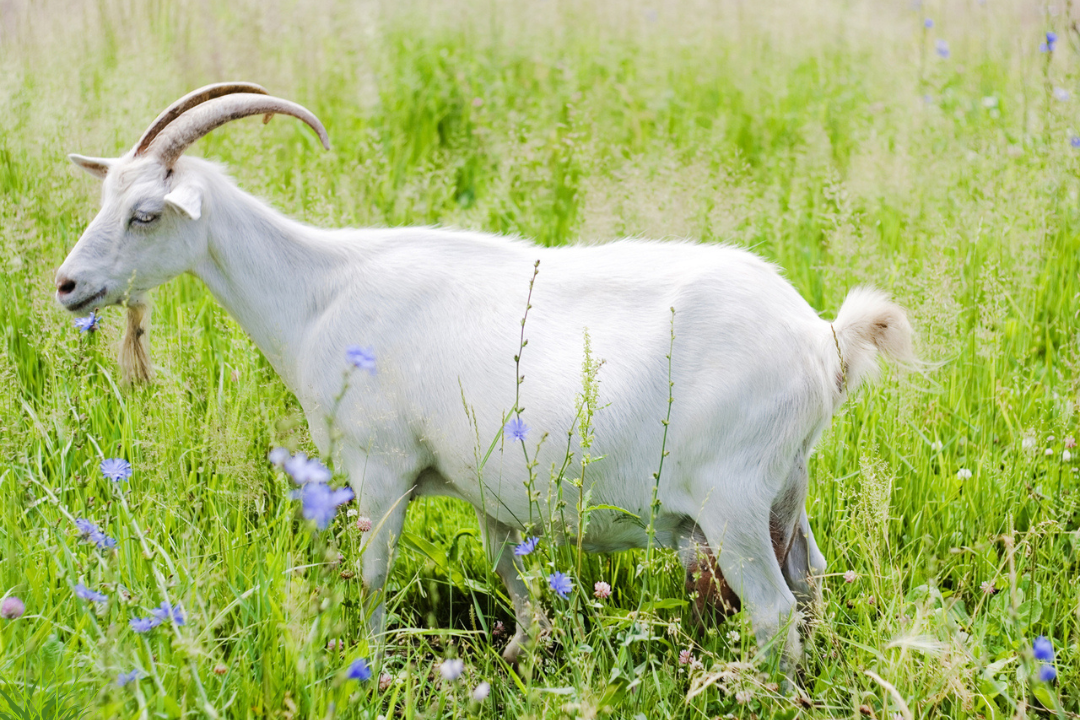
[379, 673, 393, 691]
[514, 536, 539, 556]
[1064, 450, 1073, 462]
[150, 601, 185, 626]
[1066, 437, 1076, 449]
[1022, 436, 1036, 450]
[327, 638, 342, 651]
[73, 311, 99, 333]
[129, 617, 158, 633]
[924, 18, 933, 28]
[440, 658, 465, 681]
[1, 596, 25, 620]
[213, 664, 228, 675]
[472, 681, 491, 701]
[735, 689, 753, 704]
[492, 621, 506, 638]
[90, 531, 117, 550]
[116, 670, 142, 687]
[1033, 636, 1054, 661]
[471, 97, 484, 108]
[956, 468, 972, 480]
[1038, 663, 1057, 682]
[74, 584, 107, 603]
[1054, 87, 1070, 102]
[346, 346, 376, 374]
[292, 482, 354, 530]
[356, 515, 372, 532]
[678, 649, 694, 665]
[548, 571, 572, 599]
[504, 416, 529, 442]
[727, 630, 740, 643]
[1041, 31, 1058, 53]
[284, 453, 332, 485]
[1071, 136, 1080, 150]
[980, 580, 996, 594]
[935, 39, 950, 58]
[594, 581, 612, 599]
[346, 508, 358, 517]
[75, 518, 98, 536]
[844, 570, 857, 583]
[346, 658, 372, 681]
[267, 447, 290, 466]
[1045, 447, 1055, 456]
[931, 440, 943, 452]
[100, 458, 132, 482]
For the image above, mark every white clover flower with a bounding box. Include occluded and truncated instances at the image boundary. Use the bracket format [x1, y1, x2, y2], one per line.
[956, 468, 972, 480]
[347, 508, 358, 518]
[844, 570, 857, 583]
[1022, 436, 1036, 451]
[1045, 448, 1054, 457]
[1064, 450, 1073, 462]
[727, 630, 740, 643]
[931, 440, 943, 452]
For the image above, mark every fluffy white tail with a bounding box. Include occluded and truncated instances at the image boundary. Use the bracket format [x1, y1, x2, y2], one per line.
[831, 287, 914, 395]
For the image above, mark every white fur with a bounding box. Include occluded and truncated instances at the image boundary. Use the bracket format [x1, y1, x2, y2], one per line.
[57, 151, 913, 672]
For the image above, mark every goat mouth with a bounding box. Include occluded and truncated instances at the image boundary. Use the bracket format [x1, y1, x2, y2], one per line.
[63, 287, 108, 313]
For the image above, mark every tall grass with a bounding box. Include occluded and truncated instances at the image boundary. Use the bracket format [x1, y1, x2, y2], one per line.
[0, 0, 1078, 717]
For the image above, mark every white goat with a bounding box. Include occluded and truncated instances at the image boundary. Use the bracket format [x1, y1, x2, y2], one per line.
[56, 83, 914, 673]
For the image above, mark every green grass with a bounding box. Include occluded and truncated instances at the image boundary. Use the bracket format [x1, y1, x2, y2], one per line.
[1, 0, 1079, 717]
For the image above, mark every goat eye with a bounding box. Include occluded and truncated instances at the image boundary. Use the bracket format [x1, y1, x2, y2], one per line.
[130, 211, 159, 227]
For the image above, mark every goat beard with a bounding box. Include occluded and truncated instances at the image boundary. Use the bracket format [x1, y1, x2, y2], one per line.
[119, 301, 153, 384]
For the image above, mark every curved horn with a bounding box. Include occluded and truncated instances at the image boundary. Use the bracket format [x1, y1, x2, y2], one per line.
[148, 94, 330, 168]
[133, 82, 270, 157]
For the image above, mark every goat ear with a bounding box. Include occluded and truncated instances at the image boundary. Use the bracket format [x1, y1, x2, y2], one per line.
[68, 154, 113, 180]
[164, 182, 202, 220]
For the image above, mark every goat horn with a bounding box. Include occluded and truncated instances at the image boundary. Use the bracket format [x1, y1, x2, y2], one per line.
[133, 82, 270, 157]
[148, 94, 330, 168]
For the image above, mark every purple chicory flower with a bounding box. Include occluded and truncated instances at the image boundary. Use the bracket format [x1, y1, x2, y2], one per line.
[935, 39, 950, 58]
[1034, 636, 1055, 661]
[74, 584, 108, 603]
[150, 601, 185, 627]
[514, 536, 539, 556]
[346, 658, 373, 681]
[129, 616, 159, 633]
[1041, 31, 1058, 53]
[1038, 663, 1057, 682]
[346, 346, 376, 374]
[117, 669, 142, 686]
[548, 571, 572, 599]
[504, 416, 528, 442]
[100, 458, 132, 482]
[291, 482, 354, 530]
[268, 447, 290, 466]
[283, 452, 332, 485]
[73, 311, 99, 333]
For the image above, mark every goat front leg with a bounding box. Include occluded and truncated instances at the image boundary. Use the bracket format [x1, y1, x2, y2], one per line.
[476, 512, 551, 662]
[342, 452, 413, 658]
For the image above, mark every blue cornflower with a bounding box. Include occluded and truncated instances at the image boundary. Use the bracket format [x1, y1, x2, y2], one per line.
[150, 601, 185, 627]
[291, 482, 354, 530]
[548, 571, 573, 599]
[346, 346, 376, 374]
[74, 584, 107, 603]
[935, 39, 950, 58]
[268, 447, 290, 466]
[117, 669, 142, 686]
[1038, 663, 1058, 682]
[100, 458, 132, 482]
[284, 452, 332, 485]
[514, 536, 540, 556]
[73, 311, 99, 333]
[504, 417, 529, 442]
[346, 658, 373, 681]
[129, 616, 159, 633]
[1034, 636, 1054, 661]
[1041, 31, 1058, 53]
[924, 18, 933, 28]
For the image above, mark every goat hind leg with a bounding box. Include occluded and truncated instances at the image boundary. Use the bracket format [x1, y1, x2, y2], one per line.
[477, 513, 550, 662]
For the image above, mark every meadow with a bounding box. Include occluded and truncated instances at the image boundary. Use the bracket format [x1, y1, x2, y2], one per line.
[1, 0, 1079, 717]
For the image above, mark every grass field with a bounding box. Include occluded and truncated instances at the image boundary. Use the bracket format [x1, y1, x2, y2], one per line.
[1, 0, 1079, 717]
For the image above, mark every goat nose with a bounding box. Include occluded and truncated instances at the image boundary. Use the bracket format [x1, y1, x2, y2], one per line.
[56, 275, 77, 296]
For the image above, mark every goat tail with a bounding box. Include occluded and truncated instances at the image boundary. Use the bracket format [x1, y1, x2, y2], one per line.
[830, 287, 914, 396]
[119, 301, 154, 384]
